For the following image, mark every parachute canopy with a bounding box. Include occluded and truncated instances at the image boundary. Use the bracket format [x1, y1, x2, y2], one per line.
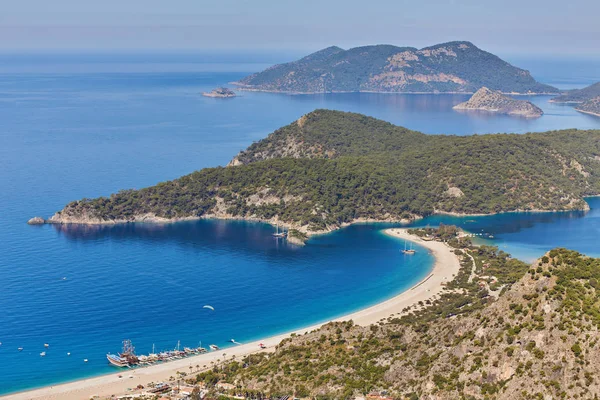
[203, 305, 215, 311]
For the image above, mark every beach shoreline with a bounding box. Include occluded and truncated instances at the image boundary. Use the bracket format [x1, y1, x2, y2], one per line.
[3, 228, 460, 400]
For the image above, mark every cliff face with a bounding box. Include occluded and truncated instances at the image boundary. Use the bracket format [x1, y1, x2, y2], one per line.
[453, 87, 544, 118]
[236, 41, 558, 94]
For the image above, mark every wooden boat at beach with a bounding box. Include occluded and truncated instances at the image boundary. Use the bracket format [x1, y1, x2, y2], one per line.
[107, 339, 138, 368]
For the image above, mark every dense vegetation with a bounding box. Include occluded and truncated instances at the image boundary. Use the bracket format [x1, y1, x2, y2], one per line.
[52, 110, 600, 231]
[188, 230, 600, 399]
[552, 82, 600, 103]
[236, 41, 558, 94]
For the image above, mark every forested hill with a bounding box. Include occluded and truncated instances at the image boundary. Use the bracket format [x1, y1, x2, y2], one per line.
[48, 110, 600, 233]
[235, 41, 558, 94]
[551, 82, 600, 103]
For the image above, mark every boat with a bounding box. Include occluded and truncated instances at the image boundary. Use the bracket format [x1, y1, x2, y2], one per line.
[209, 344, 219, 351]
[44, 343, 49, 348]
[402, 240, 416, 254]
[40, 352, 46, 357]
[272, 223, 287, 238]
[67, 352, 71, 356]
[107, 353, 130, 367]
[18, 347, 23, 352]
[107, 339, 139, 368]
[84, 359, 88, 363]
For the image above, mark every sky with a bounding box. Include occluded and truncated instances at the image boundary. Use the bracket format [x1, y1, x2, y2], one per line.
[1, 0, 599, 56]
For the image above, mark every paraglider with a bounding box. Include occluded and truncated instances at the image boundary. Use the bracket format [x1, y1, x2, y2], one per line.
[203, 305, 215, 311]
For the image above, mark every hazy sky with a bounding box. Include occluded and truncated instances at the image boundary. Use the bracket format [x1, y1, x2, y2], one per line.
[1, 0, 599, 55]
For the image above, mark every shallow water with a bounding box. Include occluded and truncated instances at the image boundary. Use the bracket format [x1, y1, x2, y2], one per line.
[0, 53, 599, 394]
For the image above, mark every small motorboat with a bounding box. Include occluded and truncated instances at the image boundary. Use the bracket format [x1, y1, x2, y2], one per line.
[18, 347, 23, 352]
[209, 344, 219, 351]
[67, 352, 71, 356]
[44, 343, 50, 348]
[83, 359, 88, 363]
[40, 352, 46, 357]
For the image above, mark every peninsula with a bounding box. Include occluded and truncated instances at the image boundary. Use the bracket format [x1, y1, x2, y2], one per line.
[37, 110, 600, 240]
[234, 41, 558, 94]
[453, 87, 543, 118]
[575, 97, 600, 117]
[202, 87, 237, 98]
[551, 81, 600, 103]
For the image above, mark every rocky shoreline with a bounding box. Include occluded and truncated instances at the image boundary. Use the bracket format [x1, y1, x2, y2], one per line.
[231, 83, 557, 96]
[29, 202, 595, 244]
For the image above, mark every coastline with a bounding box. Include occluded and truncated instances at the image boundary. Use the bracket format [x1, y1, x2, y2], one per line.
[229, 84, 558, 96]
[576, 108, 600, 118]
[4, 228, 460, 400]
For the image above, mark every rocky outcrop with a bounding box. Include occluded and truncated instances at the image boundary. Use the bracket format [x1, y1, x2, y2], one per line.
[27, 216, 45, 225]
[453, 87, 543, 118]
[202, 87, 236, 98]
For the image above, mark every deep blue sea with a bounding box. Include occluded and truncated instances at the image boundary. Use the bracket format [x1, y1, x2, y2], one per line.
[0, 53, 599, 395]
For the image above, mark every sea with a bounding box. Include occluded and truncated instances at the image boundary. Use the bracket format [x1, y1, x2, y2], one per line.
[0, 52, 599, 395]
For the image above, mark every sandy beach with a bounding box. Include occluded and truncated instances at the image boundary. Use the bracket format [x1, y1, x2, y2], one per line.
[5, 228, 459, 400]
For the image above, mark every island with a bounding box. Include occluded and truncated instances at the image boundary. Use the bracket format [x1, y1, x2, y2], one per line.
[35, 110, 600, 244]
[202, 87, 237, 98]
[576, 96, 600, 117]
[233, 41, 558, 94]
[453, 87, 543, 118]
[550, 81, 600, 103]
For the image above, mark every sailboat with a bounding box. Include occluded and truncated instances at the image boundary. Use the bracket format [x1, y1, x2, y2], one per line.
[402, 240, 416, 254]
[272, 223, 287, 238]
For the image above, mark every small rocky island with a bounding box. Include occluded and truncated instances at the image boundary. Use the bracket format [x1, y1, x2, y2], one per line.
[453, 87, 543, 118]
[202, 87, 237, 98]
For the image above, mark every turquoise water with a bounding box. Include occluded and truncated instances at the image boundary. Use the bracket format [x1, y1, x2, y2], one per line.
[0, 53, 599, 395]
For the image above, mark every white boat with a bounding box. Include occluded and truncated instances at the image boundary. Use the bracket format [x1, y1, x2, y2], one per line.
[40, 352, 46, 357]
[44, 343, 49, 348]
[402, 240, 416, 254]
[272, 224, 287, 238]
[18, 347, 23, 352]
[84, 359, 88, 363]
[209, 344, 219, 351]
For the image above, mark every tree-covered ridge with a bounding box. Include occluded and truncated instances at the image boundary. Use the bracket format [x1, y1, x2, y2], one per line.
[236, 41, 558, 94]
[552, 82, 600, 103]
[191, 243, 600, 399]
[51, 110, 600, 231]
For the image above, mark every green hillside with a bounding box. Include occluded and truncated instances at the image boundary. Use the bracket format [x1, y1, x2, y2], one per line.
[49, 110, 600, 233]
